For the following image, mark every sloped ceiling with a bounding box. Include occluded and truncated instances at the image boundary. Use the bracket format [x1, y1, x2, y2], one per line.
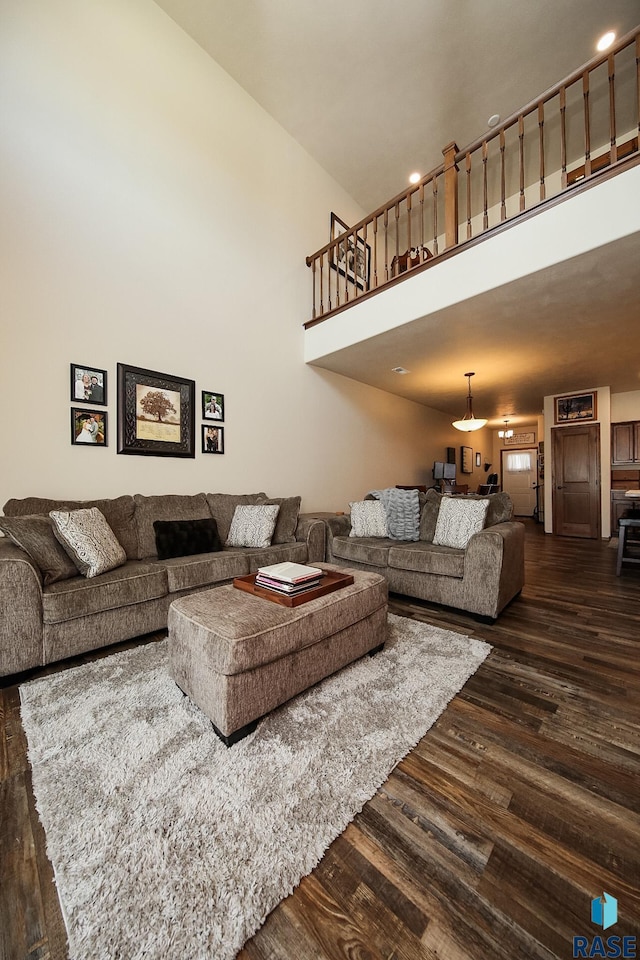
[152, 1, 640, 422]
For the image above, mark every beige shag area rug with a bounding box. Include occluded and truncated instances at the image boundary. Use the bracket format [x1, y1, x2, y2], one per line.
[20, 614, 490, 960]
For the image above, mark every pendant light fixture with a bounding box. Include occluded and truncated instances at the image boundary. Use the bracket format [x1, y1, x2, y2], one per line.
[452, 372, 488, 432]
[498, 419, 514, 439]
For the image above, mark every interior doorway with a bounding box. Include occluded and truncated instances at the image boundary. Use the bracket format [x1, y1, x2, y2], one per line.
[501, 447, 537, 516]
[552, 423, 600, 538]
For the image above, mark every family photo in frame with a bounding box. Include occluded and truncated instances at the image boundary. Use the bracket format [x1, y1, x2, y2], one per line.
[71, 364, 107, 405]
[202, 425, 224, 454]
[202, 391, 224, 421]
[71, 408, 107, 445]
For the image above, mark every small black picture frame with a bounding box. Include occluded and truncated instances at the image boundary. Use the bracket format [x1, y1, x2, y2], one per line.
[71, 408, 107, 446]
[70, 364, 107, 405]
[475, 451, 482, 468]
[202, 391, 225, 422]
[202, 425, 224, 454]
[117, 363, 195, 458]
[461, 445, 473, 474]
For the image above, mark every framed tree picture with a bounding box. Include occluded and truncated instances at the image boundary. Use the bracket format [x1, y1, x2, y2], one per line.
[117, 363, 195, 457]
[554, 391, 597, 424]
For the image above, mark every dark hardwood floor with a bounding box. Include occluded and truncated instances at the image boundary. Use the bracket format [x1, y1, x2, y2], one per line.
[2, 521, 639, 959]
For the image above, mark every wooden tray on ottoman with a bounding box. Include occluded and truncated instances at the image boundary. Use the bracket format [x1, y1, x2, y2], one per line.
[233, 570, 354, 607]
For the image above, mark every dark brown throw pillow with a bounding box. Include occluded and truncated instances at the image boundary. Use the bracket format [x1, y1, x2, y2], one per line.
[0, 514, 79, 584]
[153, 518, 222, 561]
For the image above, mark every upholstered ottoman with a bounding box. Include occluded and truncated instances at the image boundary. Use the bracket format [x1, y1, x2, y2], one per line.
[167, 563, 388, 746]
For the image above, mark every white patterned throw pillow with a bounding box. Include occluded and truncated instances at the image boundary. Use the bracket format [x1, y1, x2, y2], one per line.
[49, 507, 127, 578]
[432, 497, 489, 549]
[349, 500, 388, 538]
[226, 504, 280, 548]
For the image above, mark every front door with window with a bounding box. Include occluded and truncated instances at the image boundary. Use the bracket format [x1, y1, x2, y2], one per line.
[501, 448, 537, 516]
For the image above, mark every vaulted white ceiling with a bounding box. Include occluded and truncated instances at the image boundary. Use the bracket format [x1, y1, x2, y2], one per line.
[153, 0, 640, 422]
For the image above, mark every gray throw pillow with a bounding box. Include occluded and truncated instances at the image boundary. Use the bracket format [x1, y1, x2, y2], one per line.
[205, 493, 268, 543]
[50, 508, 127, 578]
[432, 497, 490, 549]
[349, 500, 388, 538]
[0, 514, 79, 584]
[419, 489, 443, 543]
[226, 504, 280, 548]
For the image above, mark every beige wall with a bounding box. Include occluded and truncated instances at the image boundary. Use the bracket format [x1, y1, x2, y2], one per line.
[611, 389, 640, 422]
[0, 0, 452, 512]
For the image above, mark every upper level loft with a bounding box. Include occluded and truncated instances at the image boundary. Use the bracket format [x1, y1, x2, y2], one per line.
[304, 27, 640, 334]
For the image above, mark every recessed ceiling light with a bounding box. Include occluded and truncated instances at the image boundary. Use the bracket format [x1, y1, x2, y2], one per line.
[487, 114, 500, 128]
[392, 366, 410, 374]
[597, 31, 616, 51]
[408, 172, 421, 184]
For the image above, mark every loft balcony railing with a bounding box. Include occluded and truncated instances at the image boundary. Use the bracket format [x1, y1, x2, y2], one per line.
[305, 26, 640, 328]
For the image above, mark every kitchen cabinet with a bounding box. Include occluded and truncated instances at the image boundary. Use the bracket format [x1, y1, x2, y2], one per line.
[611, 421, 640, 464]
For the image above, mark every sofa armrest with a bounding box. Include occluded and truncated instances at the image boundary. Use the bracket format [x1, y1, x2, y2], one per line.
[295, 515, 326, 563]
[462, 521, 525, 618]
[0, 538, 45, 676]
[324, 514, 352, 562]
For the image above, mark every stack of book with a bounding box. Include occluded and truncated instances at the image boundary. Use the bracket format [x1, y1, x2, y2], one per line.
[255, 561, 324, 597]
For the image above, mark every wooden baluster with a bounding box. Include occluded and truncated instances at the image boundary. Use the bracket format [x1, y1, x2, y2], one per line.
[332, 238, 340, 308]
[419, 182, 425, 255]
[318, 256, 323, 317]
[583, 70, 591, 177]
[538, 102, 546, 201]
[442, 141, 459, 248]
[384, 208, 389, 282]
[432, 176, 439, 256]
[608, 53, 617, 165]
[465, 152, 472, 239]
[362, 222, 368, 291]
[518, 115, 525, 210]
[560, 86, 567, 189]
[482, 140, 488, 230]
[500, 129, 506, 220]
[372, 216, 378, 290]
[310, 257, 317, 320]
[406, 194, 412, 267]
[394, 202, 400, 270]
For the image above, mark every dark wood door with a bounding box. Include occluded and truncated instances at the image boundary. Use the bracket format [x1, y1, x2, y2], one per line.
[552, 423, 600, 538]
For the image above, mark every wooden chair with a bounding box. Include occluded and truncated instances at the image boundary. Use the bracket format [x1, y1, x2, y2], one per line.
[442, 482, 468, 494]
[477, 484, 500, 495]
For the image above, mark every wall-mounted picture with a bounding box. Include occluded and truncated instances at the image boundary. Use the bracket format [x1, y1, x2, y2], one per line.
[475, 451, 482, 467]
[117, 363, 195, 457]
[461, 445, 473, 474]
[555, 391, 597, 424]
[202, 425, 224, 454]
[202, 391, 224, 421]
[70, 364, 107, 405]
[71, 408, 107, 445]
[330, 212, 370, 291]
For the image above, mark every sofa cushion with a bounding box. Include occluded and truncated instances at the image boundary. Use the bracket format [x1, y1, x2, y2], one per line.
[419, 489, 513, 542]
[153, 518, 222, 560]
[256, 496, 301, 544]
[0, 514, 79, 584]
[42, 561, 168, 624]
[388, 542, 465, 578]
[50, 508, 127, 578]
[205, 493, 268, 542]
[3, 496, 138, 560]
[226, 504, 280, 548]
[349, 501, 388, 538]
[332, 536, 394, 567]
[241, 540, 309, 570]
[159, 549, 251, 593]
[433, 497, 490, 549]
[134, 494, 211, 559]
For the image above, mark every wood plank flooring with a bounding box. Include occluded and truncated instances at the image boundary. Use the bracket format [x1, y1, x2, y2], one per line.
[1, 521, 639, 959]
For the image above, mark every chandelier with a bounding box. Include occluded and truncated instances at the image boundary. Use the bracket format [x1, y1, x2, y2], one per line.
[498, 419, 514, 439]
[452, 372, 488, 432]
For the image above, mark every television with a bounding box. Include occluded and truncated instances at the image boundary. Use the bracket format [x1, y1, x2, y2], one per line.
[433, 461, 456, 480]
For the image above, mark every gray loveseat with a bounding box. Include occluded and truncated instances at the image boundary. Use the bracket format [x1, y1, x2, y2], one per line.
[325, 489, 525, 621]
[0, 492, 325, 678]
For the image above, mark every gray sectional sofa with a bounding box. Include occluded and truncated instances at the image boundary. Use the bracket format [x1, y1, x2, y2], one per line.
[325, 489, 525, 621]
[0, 492, 325, 678]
